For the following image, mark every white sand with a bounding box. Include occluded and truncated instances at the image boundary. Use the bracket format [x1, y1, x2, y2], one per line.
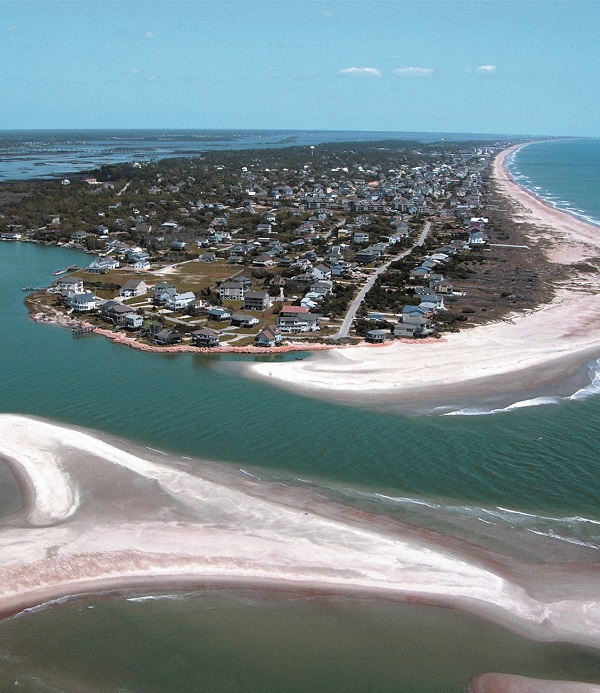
[248, 144, 600, 400]
[1, 414, 600, 651]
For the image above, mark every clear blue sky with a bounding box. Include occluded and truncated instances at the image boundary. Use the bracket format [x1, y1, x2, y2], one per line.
[1, 0, 598, 137]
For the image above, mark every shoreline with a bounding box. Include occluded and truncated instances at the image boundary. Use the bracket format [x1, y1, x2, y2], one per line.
[246, 143, 600, 408]
[1, 414, 600, 654]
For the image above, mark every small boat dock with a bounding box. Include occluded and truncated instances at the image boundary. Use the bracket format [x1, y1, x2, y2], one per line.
[72, 325, 95, 336]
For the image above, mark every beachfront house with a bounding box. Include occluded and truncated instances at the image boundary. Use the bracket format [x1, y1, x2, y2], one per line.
[394, 322, 434, 339]
[276, 306, 320, 333]
[191, 328, 221, 348]
[255, 325, 282, 347]
[100, 302, 135, 325]
[69, 292, 97, 312]
[123, 314, 143, 330]
[152, 329, 182, 346]
[365, 329, 389, 344]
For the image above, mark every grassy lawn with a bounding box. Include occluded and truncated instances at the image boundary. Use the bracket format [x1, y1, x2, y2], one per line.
[74, 259, 244, 295]
[165, 260, 241, 291]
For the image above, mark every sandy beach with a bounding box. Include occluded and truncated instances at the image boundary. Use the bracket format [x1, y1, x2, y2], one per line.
[248, 143, 600, 406]
[1, 413, 600, 660]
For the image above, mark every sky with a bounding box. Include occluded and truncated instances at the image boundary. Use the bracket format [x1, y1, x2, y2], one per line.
[0, 0, 598, 137]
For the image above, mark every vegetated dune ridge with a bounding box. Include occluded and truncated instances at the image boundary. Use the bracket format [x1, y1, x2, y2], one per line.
[2, 413, 600, 664]
[248, 143, 600, 406]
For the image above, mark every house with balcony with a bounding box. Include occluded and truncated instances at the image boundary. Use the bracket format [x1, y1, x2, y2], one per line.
[276, 306, 320, 333]
[86, 257, 120, 274]
[255, 325, 282, 347]
[164, 292, 196, 311]
[152, 329, 182, 346]
[55, 276, 84, 296]
[191, 328, 221, 348]
[123, 314, 143, 330]
[69, 292, 97, 312]
[220, 280, 246, 301]
[243, 291, 272, 312]
[119, 279, 148, 298]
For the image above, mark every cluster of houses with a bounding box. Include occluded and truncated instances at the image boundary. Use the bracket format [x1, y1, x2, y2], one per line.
[9, 141, 507, 350]
[365, 217, 490, 343]
[51, 269, 321, 349]
[17, 144, 495, 280]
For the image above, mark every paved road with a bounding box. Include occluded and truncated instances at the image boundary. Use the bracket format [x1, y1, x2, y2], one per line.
[117, 181, 131, 197]
[416, 220, 432, 246]
[330, 220, 431, 340]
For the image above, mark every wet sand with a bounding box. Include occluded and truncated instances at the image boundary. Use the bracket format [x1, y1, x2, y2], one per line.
[1, 414, 600, 656]
[469, 673, 600, 693]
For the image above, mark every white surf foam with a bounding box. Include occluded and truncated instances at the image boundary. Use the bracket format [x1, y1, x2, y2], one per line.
[333, 487, 600, 548]
[126, 594, 185, 603]
[444, 397, 560, 416]
[444, 357, 600, 416]
[569, 357, 600, 401]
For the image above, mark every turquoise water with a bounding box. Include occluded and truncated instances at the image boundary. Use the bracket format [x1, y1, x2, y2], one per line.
[1, 243, 600, 520]
[2, 136, 600, 691]
[507, 138, 600, 228]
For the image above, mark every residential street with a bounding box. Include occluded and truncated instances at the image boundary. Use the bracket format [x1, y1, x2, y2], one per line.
[331, 221, 431, 339]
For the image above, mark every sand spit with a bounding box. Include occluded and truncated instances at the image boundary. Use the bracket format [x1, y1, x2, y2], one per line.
[1, 414, 600, 652]
[469, 673, 600, 693]
[247, 144, 600, 403]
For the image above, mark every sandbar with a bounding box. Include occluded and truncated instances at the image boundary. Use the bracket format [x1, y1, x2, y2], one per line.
[468, 673, 600, 693]
[1, 414, 600, 657]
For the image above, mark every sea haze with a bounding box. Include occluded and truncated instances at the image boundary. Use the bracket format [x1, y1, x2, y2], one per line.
[0, 128, 516, 181]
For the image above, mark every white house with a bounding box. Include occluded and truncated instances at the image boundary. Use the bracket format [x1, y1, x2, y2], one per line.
[123, 314, 143, 329]
[86, 257, 120, 273]
[119, 279, 148, 298]
[69, 292, 97, 312]
[220, 281, 246, 301]
[165, 292, 196, 311]
[56, 276, 84, 296]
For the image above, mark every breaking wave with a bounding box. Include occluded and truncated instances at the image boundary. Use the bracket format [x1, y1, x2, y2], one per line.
[326, 485, 600, 551]
[443, 358, 600, 416]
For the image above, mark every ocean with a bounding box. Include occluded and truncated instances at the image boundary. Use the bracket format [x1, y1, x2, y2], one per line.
[1, 133, 599, 691]
[506, 137, 600, 229]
